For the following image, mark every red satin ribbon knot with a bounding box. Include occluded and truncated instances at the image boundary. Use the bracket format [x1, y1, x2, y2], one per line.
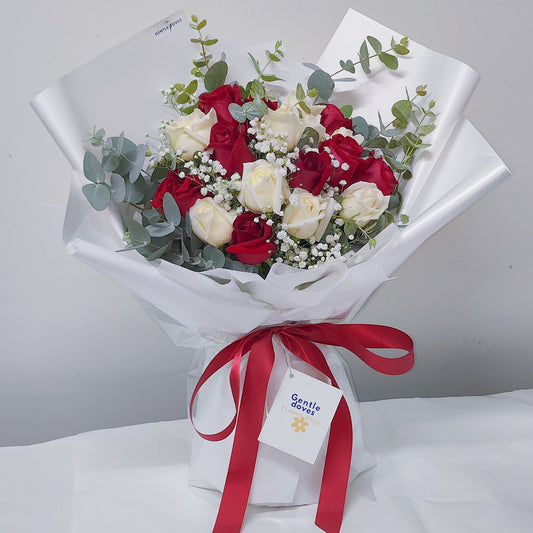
[189, 323, 414, 533]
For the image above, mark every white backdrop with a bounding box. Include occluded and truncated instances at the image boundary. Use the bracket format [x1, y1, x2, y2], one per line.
[1, 0, 531, 446]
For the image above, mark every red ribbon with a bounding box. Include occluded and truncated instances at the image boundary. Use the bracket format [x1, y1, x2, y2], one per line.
[189, 323, 414, 533]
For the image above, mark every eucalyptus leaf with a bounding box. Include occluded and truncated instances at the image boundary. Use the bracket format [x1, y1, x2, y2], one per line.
[110, 173, 126, 202]
[228, 103, 247, 123]
[340, 105, 353, 119]
[146, 222, 176, 237]
[359, 41, 370, 74]
[124, 178, 146, 204]
[125, 216, 151, 245]
[150, 165, 170, 182]
[302, 62, 321, 71]
[378, 52, 398, 70]
[111, 137, 137, 175]
[307, 69, 334, 101]
[101, 154, 119, 172]
[297, 127, 320, 150]
[367, 36, 382, 54]
[146, 240, 173, 260]
[82, 183, 111, 210]
[392, 99, 412, 122]
[204, 61, 228, 91]
[202, 245, 225, 268]
[143, 208, 162, 225]
[163, 192, 182, 225]
[352, 116, 369, 139]
[344, 219, 358, 239]
[83, 151, 105, 183]
[129, 143, 146, 183]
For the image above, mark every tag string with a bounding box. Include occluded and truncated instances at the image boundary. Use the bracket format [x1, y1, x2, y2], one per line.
[189, 323, 414, 533]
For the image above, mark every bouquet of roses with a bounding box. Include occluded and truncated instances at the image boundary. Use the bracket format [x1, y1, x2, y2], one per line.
[81, 16, 433, 279]
[32, 9, 509, 533]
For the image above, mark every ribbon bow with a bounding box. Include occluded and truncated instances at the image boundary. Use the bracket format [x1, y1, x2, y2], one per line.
[189, 323, 414, 533]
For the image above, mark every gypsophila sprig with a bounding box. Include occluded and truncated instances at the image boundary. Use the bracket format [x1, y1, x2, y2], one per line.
[81, 15, 436, 277]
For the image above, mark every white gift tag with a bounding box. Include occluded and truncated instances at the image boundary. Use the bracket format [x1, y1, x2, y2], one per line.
[258, 369, 343, 464]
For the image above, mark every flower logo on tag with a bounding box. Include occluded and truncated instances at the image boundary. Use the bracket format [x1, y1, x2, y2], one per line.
[291, 416, 308, 433]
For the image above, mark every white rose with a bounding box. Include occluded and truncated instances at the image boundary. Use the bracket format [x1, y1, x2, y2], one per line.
[282, 188, 336, 241]
[189, 198, 236, 248]
[331, 126, 365, 145]
[239, 160, 289, 214]
[260, 94, 326, 150]
[340, 182, 389, 227]
[165, 108, 217, 160]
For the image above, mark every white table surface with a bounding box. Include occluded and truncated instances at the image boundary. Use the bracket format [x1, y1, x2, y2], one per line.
[2, 389, 533, 533]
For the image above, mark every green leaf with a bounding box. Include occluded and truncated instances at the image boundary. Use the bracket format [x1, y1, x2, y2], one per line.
[151, 165, 170, 182]
[388, 191, 402, 210]
[185, 79, 198, 94]
[124, 178, 146, 204]
[146, 240, 173, 261]
[296, 83, 305, 101]
[101, 154, 119, 172]
[267, 52, 281, 62]
[203, 39, 218, 46]
[400, 214, 409, 225]
[248, 53, 261, 75]
[83, 151, 105, 183]
[352, 116, 369, 140]
[340, 105, 353, 119]
[344, 219, 358, 240]
[146, 222, 176, 237]
[302, 62, 321, 71]
[367, 36, 382, 54]
[202, 245, 225, 268]
[228, 103, 246, 123]
[82, 183, 111, 210]
[125, 217, 151, 245]
[203, 61, 228, 91]
[298, 100, 311, 114]
[307, 69, 334, 101]
[163, 192, 182, 225]
[176, 92, 190, 104]
[340, 59, 355, 73]
[379, 52, 398, 70]
[197, 19, 206, 30]
[418, 124, 436, 136]
[359, 40, 371, 74]
[129, 144, 146, 183]
[392, 99, 413, 122]
[111, 137, 137, 175]
[297, 127, 320, 150]
[110, 173, 125, 203]
[260, 73, 282, 82]
[393, 44, 409, 55]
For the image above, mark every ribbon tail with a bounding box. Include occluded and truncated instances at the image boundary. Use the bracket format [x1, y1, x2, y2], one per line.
[315, 399, 353, 533]
[213, 333, 275, 533]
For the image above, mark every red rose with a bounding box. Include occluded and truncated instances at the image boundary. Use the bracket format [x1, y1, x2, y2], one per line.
[289, 151, 331, 195]
[320, 134, 364, 189]
[152, 171, 204, 215]
[198, 84, 243, 124]
[352, 154, 397, 195]
[226, 211, 277, 265]
[320, 104, 353, 134]
[208, 122, 256, 177]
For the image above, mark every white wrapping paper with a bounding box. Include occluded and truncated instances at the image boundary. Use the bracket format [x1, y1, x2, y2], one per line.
[32, 8, 509, 506]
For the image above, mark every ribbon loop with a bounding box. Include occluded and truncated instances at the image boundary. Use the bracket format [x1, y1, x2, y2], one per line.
[189, 323, 415, 533]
